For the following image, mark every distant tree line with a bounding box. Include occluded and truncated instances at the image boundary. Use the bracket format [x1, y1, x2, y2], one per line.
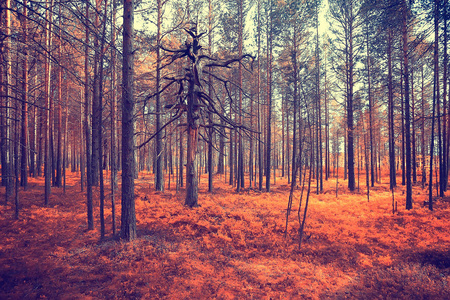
[0, 0, 445, 241]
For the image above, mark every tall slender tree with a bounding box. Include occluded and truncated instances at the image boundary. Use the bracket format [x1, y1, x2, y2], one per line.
[121, 0, 137, 240]
[110, 0, 118, 235]
[207, 0, 215, 192]
[236, 0, 245, 191]
[329, 0, 362, 191]
[1, 0, 13, 203]
[429, 0, 440, 211]
[265, 0, 274, 192]
[84, 1, 94, 230]
[44, 0, 54, 206]
[154, 0, 165, 192]
[20, 0, 28, 189]
[402, 0, 413, 210]
[315, 0, 323, 193]
[55, 5, 63, 188]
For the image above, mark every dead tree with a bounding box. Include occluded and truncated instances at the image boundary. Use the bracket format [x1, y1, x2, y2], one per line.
[139, 24, 253, 208]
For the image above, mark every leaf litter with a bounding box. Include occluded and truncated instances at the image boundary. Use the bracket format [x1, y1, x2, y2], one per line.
[0, 171, 449, 299]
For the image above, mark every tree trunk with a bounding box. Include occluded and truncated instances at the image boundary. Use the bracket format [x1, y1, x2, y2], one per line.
[98, 0, 108, 239]
[282, 95, 285, 179]
[388, 29, 396, 190]
[364, 118, 370, 201]
[411, 66, 417, 184]
[207, 0, 214, 192]
[80, 94, 84, 192]
[185, 84, 199, 207]
[443, 0, 448, 192]
[438, 24, 444, 198]
[257, 0, 263, 191]
[179, 125, 184, 187]
[401, 62, 406, 186]
[30, 72, 37, 178]
[14, 90, 19, 219]
[291, 21, 299, 190]
[366, 26, 374, 188]
[1, 2, 5, 190]
[286, 98, 290, 184]
[316, 6, 323, 193]
[325, 54, 330, 181]
[44, 0, 54, 206]
[55, 10, 63, 188]
[1, 0, 13, 203]
[20, 0, 28, 189]
[236, 0, 244, 192]
[37, 104, 43, 177]
[421, 64, 426, 188]
[347, 10, 355, 191]
[121, 0, 137, 240]
[229, 117, 233, 185]
[91, 0, 101, 187]
[63, 93, 68, 194]
[84, 2, 93, 230]
[429, 0, 440, 210]
[266, 0, 273, 192]
[403, 0, 413, 210]
[110, 0, 117, 235]
[155, 0, 164, 191]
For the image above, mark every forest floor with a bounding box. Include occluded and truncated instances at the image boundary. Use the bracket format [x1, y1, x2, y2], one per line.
[0, 170, 449, 299]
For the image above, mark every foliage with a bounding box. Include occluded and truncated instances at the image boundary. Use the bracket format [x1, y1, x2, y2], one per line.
[0, 172, 449, 298]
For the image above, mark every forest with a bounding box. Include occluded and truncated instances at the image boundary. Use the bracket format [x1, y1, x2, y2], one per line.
[0, 0, 449, 298]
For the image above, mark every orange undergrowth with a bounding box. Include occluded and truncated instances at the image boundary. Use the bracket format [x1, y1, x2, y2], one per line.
[0, 171, 449, 299]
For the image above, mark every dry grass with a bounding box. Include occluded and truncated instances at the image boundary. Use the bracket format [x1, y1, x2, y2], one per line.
[0, 171, 449, 299]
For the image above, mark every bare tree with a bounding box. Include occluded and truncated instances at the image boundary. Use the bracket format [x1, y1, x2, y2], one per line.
[141, 25, 253, 207]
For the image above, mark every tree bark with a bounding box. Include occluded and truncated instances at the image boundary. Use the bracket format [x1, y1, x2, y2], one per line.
[257, 0, 263, 191]
[236, 0, 245, 192]
[44, 0, 54, 206]
[316, 3, 323, 193]
[1, 0, 13, 203]
[121, 0, 137, 240]
[387, 29, 396, 190]
[98, 0, 108, 239]
[14, 88, 19, 219]
[421, 64, 426, 188]
[401, 62, 406, 186]
[155, 0, 164, 191]
[20, 0, 28, 189]
[185, 107, 199, 207]
[403, 0, 413, 210]
[347, 6, 355, 191]
[266, 0, 273, 192]
[429, 0, 440, 210]
[110, 0, 117, 235]
[366, 25, 374, 188]
[84, 2, 93, 230]
[443, 0, 448, 192]
[55, 8, 63, 188]
[207, 0, 214, 192]
[91, 0, 102, 187]
[185, 33, 201, 206]
[411, 66, 417, 184]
